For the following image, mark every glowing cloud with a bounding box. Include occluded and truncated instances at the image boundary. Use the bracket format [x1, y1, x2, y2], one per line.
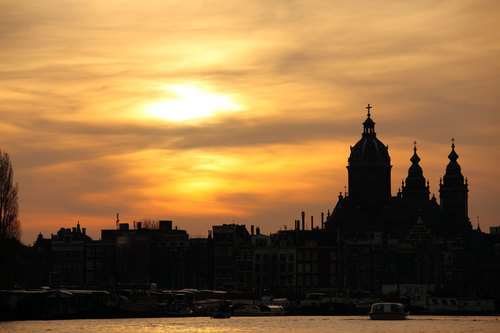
[144, 84, 244, 121]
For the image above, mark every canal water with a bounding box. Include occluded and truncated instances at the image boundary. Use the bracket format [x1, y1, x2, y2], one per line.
[1, 316, 500, 333]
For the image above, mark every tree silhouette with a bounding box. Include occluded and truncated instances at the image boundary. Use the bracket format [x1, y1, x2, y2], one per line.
[0, 149, 20, 240]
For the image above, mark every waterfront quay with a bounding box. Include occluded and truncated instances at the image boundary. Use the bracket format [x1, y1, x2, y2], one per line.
[0, 288, 496, 321]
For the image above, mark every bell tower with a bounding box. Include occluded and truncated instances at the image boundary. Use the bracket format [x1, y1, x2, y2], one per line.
[402, 142, 430, 200]
[439, 139, 469, 220]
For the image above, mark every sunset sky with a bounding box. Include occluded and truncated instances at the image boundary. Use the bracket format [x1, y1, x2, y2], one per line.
[1, 1, 499, 243]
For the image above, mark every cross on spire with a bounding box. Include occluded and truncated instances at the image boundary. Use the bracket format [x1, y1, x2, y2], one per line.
[366, 104, 372, 117]
[413, 140, 417, 152]
[451, 137, 455, 148]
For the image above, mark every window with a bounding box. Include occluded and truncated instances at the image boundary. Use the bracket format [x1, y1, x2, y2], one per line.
[305, 275, 311, 286]
[305, 240, 317, 247]
[328, 276, 335, 286]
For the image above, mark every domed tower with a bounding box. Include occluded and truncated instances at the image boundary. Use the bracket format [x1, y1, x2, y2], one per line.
[439, 139, 469, 220]
[402, 142, 430, 200]
[347, 105, 392, 202]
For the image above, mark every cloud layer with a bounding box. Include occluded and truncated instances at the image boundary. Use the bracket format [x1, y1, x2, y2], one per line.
[1, 0, 499, 242]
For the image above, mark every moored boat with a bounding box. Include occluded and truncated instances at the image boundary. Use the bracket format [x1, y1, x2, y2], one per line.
[369, 302, 408, 320]
[231, 304, 285, 316]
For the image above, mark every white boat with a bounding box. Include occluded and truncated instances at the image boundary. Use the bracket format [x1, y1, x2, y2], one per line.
[369, 302, 407, 320]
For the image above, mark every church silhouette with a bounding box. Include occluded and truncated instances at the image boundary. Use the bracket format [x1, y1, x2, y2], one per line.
[321, 105, 495, 298]
[326, 104, 471, 237]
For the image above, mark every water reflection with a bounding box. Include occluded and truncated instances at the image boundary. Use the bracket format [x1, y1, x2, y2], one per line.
[1, 316, 500, 333]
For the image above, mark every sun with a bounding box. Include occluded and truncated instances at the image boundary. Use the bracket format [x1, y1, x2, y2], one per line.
[144, 84, 243, 121]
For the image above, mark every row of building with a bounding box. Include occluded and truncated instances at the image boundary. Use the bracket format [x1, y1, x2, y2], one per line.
[12, 214, 499, 301]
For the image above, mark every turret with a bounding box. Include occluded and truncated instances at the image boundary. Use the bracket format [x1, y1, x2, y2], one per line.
[402, 141, 430, 200]
[439, 139, 469, 221]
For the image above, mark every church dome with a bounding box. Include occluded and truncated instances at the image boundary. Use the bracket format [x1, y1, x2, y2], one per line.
[348, 105, 390, 167]
[346, 105, 392, 201]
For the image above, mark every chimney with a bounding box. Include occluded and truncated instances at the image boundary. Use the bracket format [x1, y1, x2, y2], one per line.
[321, 212, 324, 229]
[251, 225, 255, 236]
[159, 220, 172, 231]
[82, 228, 86, 235]
[311, 216, 314, 230]
[295, 220, 300, 230]
[137, 222, 142, 230]
[256, 227, 260, 235]
[301, 211, 305, 230]
[119, 223, 129, 231]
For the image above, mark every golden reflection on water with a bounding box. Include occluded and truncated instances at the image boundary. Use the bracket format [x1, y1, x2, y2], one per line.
[2, 316, 500, 333]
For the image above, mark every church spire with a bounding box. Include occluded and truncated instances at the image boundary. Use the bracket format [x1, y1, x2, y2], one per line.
[402, 141, 429, 200]
[410, 141, 421, 164]
[439, 138, 470, 230]
[448, 137, 459, 162]
[443, 138, 464, 185]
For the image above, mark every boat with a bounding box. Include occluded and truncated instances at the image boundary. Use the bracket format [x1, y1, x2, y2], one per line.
[369, 302, 408, 320]
[231, 304, 285, 316]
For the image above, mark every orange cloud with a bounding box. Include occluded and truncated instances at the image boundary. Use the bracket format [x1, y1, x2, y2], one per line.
[1, 0, 499, 242]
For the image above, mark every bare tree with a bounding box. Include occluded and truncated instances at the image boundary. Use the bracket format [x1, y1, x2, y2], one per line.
[141, 219, 158, 229]
[0, 149, 20, 240]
